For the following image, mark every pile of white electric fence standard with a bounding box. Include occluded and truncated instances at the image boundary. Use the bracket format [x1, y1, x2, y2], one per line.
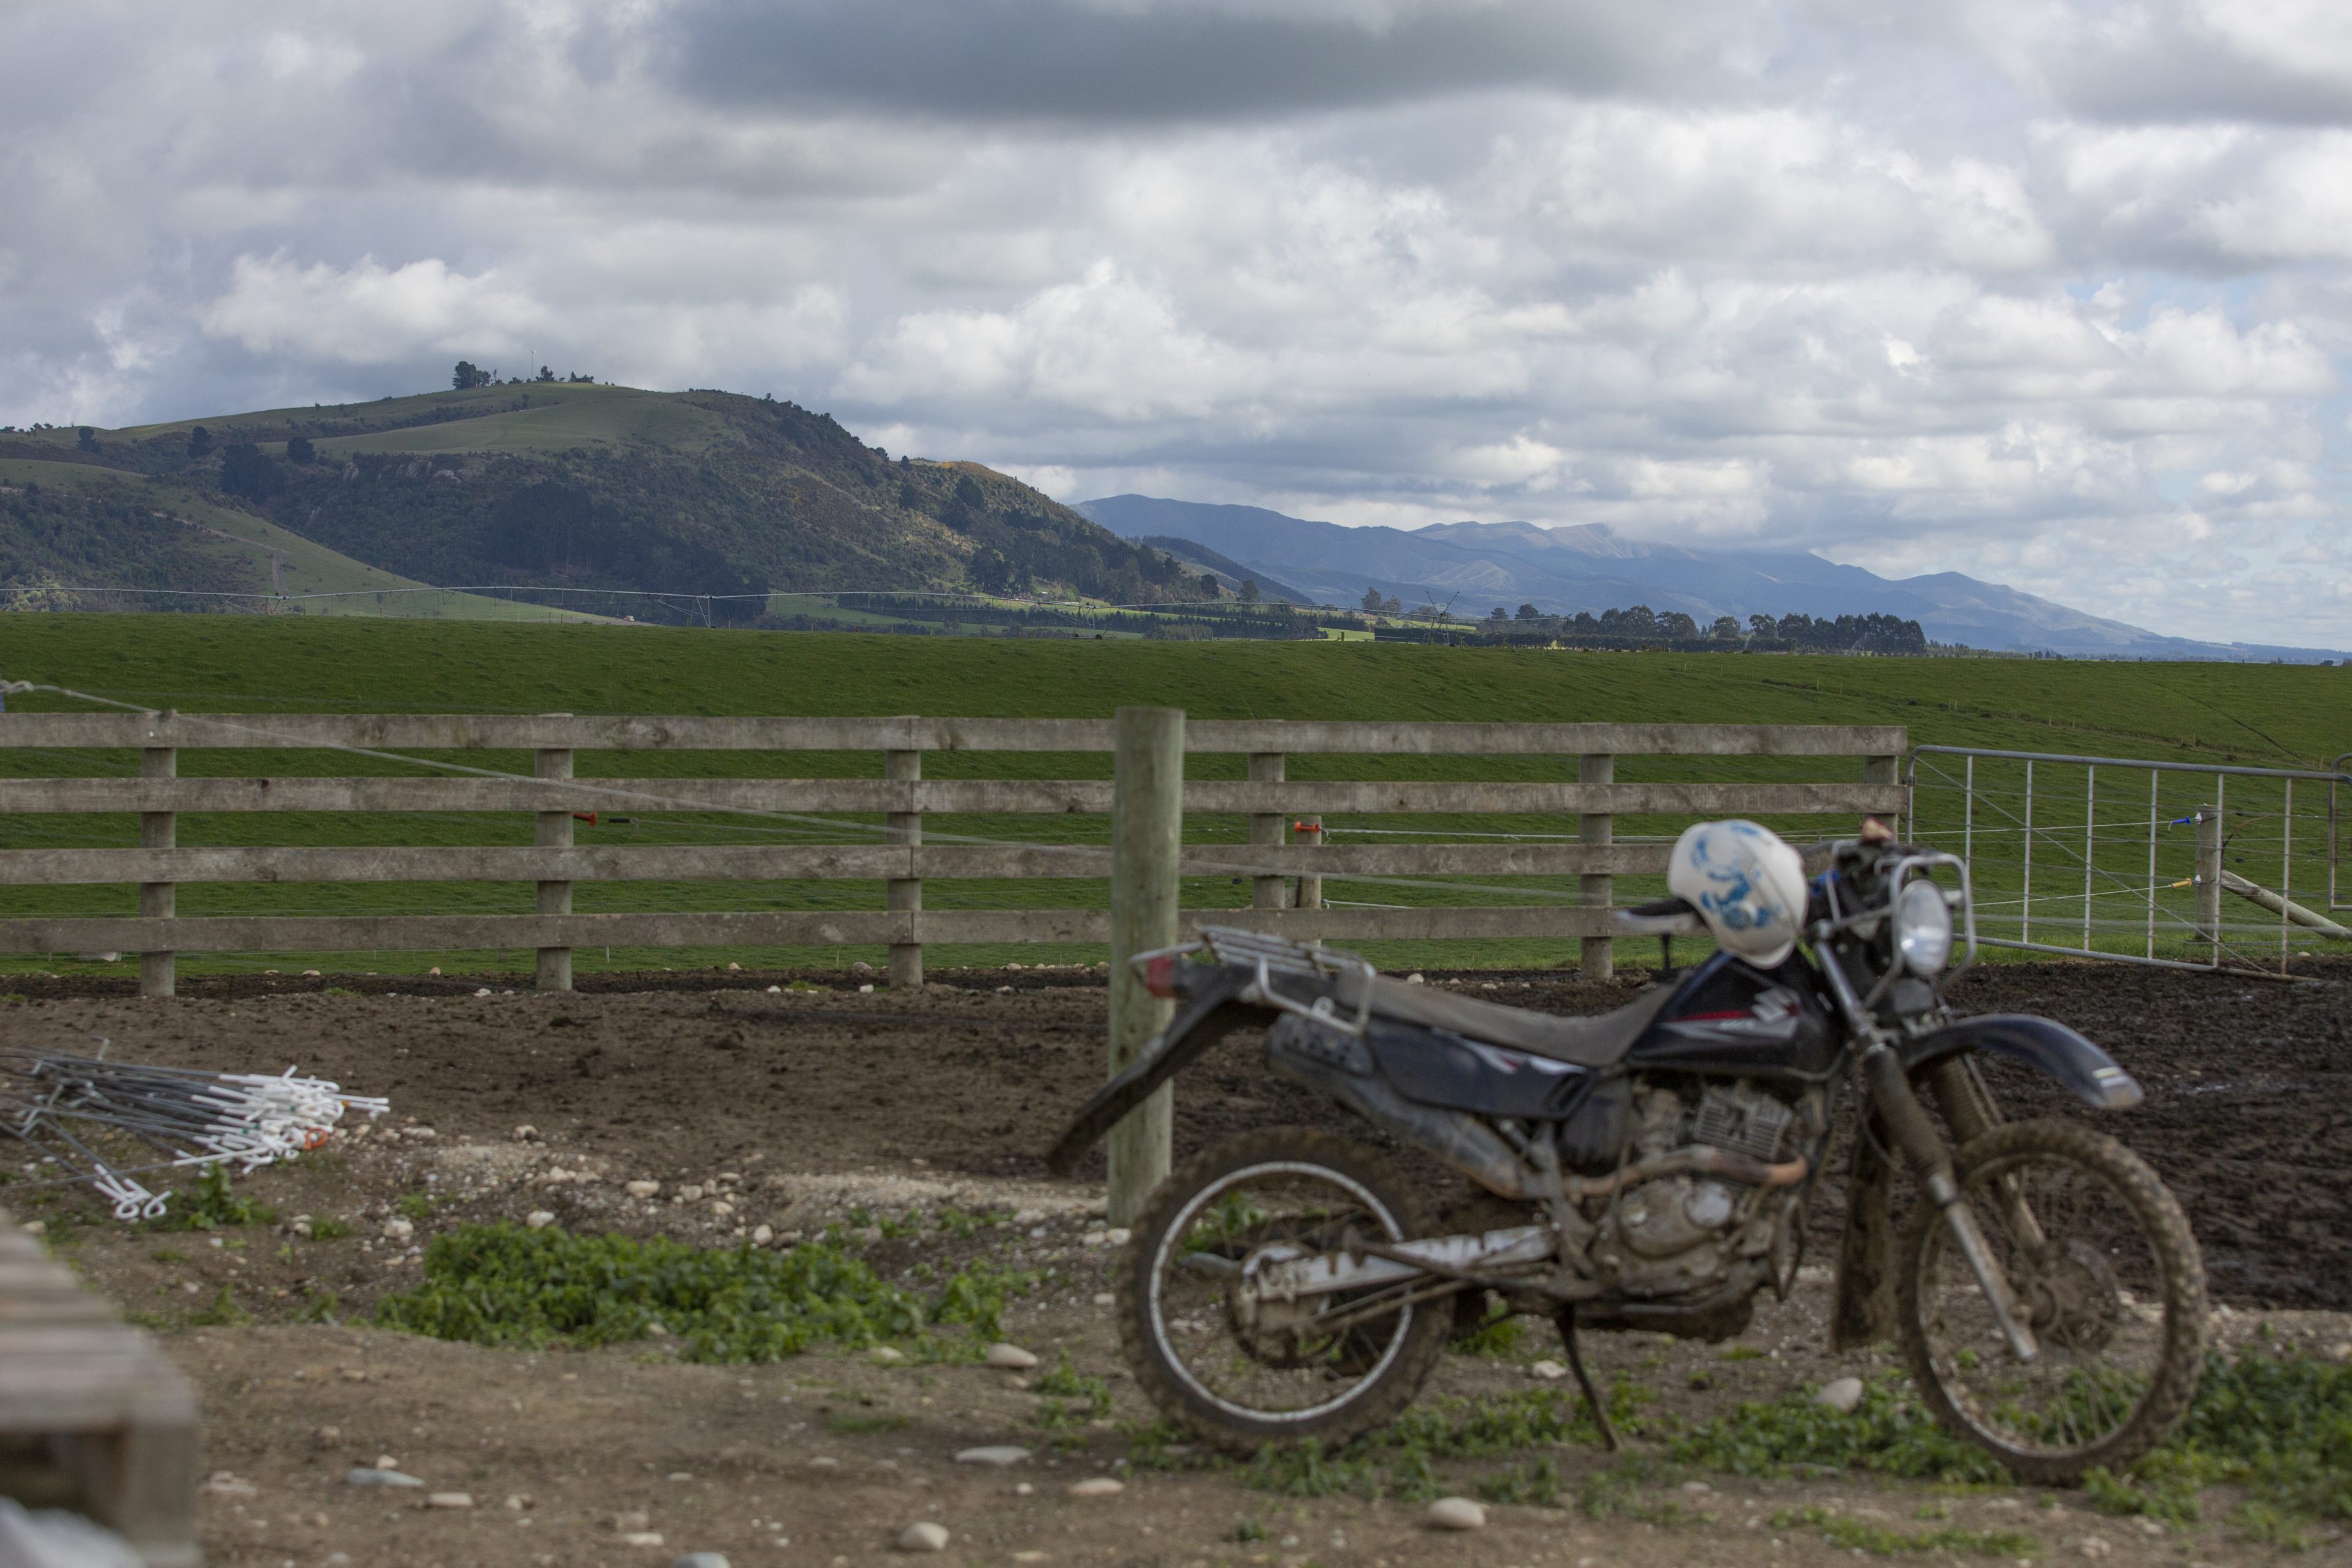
[0, 1042, 387, 1221]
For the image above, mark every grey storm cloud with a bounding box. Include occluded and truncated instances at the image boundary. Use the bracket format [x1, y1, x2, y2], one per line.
[1, 0, 2348, 646]
[661, 0, 1730, 123]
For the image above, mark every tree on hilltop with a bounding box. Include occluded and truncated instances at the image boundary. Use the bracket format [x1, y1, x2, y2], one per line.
[452, 361, 492, 389]
[185, 425, 212, 459]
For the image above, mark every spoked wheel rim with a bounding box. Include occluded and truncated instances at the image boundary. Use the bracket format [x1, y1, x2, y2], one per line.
[1911, 1144, 2178, 1461]
[1146, 1159, 1416, 1426]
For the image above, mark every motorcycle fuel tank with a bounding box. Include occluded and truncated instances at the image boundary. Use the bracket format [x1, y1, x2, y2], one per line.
[1628, 951, 1838, 1083]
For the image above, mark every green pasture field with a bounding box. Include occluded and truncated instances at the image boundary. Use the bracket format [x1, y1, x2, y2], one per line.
[0, 615, 2342, 979]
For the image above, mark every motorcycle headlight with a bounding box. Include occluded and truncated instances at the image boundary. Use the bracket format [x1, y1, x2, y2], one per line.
[1895, 879, 1954, 975]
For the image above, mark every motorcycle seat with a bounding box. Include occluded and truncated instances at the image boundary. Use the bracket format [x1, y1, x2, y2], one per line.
[1341, 974, 1678, 1068]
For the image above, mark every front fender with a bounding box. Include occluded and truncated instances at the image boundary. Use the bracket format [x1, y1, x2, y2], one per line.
[1044, 973, 1256, 1177]
[1899, 1014, 2142, 1110]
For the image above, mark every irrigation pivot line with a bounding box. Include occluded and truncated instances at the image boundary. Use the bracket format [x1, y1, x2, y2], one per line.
[0, 1045, 387, 1219]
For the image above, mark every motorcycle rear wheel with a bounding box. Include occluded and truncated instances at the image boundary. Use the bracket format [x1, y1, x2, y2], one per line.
[1115, 1126, 1454, 1456]
[1898, 1118, 2206, 1484]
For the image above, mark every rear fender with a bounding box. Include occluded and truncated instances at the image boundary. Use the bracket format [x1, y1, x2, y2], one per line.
[1899, 1014, 2142, 1110]
[1044, 972, 1255, 1177]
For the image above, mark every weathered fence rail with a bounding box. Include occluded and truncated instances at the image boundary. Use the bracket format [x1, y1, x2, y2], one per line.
[0, 712, 1906, 995]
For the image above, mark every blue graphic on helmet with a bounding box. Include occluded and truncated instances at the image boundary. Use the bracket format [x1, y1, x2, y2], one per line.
[1688, 823, 1785, 934]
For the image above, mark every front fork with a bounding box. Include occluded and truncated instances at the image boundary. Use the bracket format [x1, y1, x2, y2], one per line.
[1863, 1044, 2041, 1363]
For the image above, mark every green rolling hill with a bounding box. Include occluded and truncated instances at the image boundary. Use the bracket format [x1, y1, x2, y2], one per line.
[0, 382, 1215, 623]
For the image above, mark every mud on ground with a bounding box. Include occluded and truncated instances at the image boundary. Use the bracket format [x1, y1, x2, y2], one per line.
[4, 957, 2349, 1566]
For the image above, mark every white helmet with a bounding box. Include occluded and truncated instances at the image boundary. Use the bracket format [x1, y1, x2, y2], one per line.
[1668, 820, 1809, 968]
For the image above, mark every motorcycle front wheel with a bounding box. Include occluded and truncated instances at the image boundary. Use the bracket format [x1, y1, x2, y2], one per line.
[1115, 1126, 1453, 1455]
[1898, 1118, 2207, 1484]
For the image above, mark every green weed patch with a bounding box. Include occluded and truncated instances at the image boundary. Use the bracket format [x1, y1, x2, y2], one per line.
[1669, 1373, 2006, 1484]
[1771, 1505, 2038, 1557]
[373, 1222, 1032, 1362]
[148, 1165, 275, 1233]
[1677, 1352, 2352, 1543]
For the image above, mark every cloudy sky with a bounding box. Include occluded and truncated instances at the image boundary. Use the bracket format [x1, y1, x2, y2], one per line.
[5, 0, 2349, 644]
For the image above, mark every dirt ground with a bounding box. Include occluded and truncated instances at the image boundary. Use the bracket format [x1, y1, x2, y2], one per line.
[6, 956, 2351, 1566]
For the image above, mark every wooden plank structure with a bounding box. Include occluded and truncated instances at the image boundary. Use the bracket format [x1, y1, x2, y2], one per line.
[0, 712, 1907, 993]
[0, 1210, 200, 1567]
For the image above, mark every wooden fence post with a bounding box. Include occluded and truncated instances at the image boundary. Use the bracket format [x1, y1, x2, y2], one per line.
[1249, 752, 1288, 910]
[2194, 804, 2223, 954]
[1295, 816, 1323, 910]
[535, 735, 573, 991]
[1108, 705, 1184, 1225]
[138, 747, 174, 999]
[1864, 752, 1900, 836]
[1579, 753, 1613, 980]
[887, 738, 923, 989]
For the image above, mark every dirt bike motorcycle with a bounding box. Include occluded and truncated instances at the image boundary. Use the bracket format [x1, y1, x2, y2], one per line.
[1048, 820, 2205, 1483]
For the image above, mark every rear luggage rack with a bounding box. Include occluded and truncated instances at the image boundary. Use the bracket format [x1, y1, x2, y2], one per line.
[1132, 925, 1379, 1037]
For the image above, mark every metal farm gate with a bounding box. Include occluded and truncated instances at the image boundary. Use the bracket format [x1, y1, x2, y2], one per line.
[1904, 746, 2352, 975]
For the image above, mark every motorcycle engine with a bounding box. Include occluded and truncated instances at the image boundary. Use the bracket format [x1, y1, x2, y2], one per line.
[1590, 1081, 1799, 1300]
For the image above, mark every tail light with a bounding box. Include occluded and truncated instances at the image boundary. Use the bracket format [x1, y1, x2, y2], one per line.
[1142, 954, 1178, 997]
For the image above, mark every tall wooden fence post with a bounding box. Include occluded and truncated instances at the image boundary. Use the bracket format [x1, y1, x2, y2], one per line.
[887, 737, 924, 989]
[535, 732, 573, 991]
[1108, 705, 1184, 1226]
[1249, 752, 1288, 911]
[2194, 804, 2223, 956]
[1579, 753, 1613, 980]
[138, 746, 175, 998]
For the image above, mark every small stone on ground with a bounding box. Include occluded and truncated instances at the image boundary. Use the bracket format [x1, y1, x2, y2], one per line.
[954, 1446, 1032, 1466]
[1814, 1375, 1865, 1414]
[1427, 1497, 1487, 1531]
[344, 1468, 422, 1488]
[896, 1521, 950, 1552]
[985, 1343, 1039, 1369]
[1067, 1477, 1123, 1497]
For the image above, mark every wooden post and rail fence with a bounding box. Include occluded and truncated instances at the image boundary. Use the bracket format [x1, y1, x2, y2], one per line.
[0, 712, 1907, 1004]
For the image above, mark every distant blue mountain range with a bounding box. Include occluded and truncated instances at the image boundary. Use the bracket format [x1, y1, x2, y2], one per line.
[1076, 495, 2344, 661]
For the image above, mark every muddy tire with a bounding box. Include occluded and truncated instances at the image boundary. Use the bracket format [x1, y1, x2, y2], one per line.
[1897, 1118, 2205, 1484]
[1115, 1126, 1454, 1456]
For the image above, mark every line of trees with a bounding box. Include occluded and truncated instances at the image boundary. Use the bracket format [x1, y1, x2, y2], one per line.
[452, 362, 596, 389]
[1395, 602, 1929, 652]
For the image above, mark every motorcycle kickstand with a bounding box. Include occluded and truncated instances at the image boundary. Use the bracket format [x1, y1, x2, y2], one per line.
[1554, 1306, 1620, 1453]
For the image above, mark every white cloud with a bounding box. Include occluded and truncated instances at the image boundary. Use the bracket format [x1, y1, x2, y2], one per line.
[200, 255, 551, 362]
[1, 0, 2349, 645]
